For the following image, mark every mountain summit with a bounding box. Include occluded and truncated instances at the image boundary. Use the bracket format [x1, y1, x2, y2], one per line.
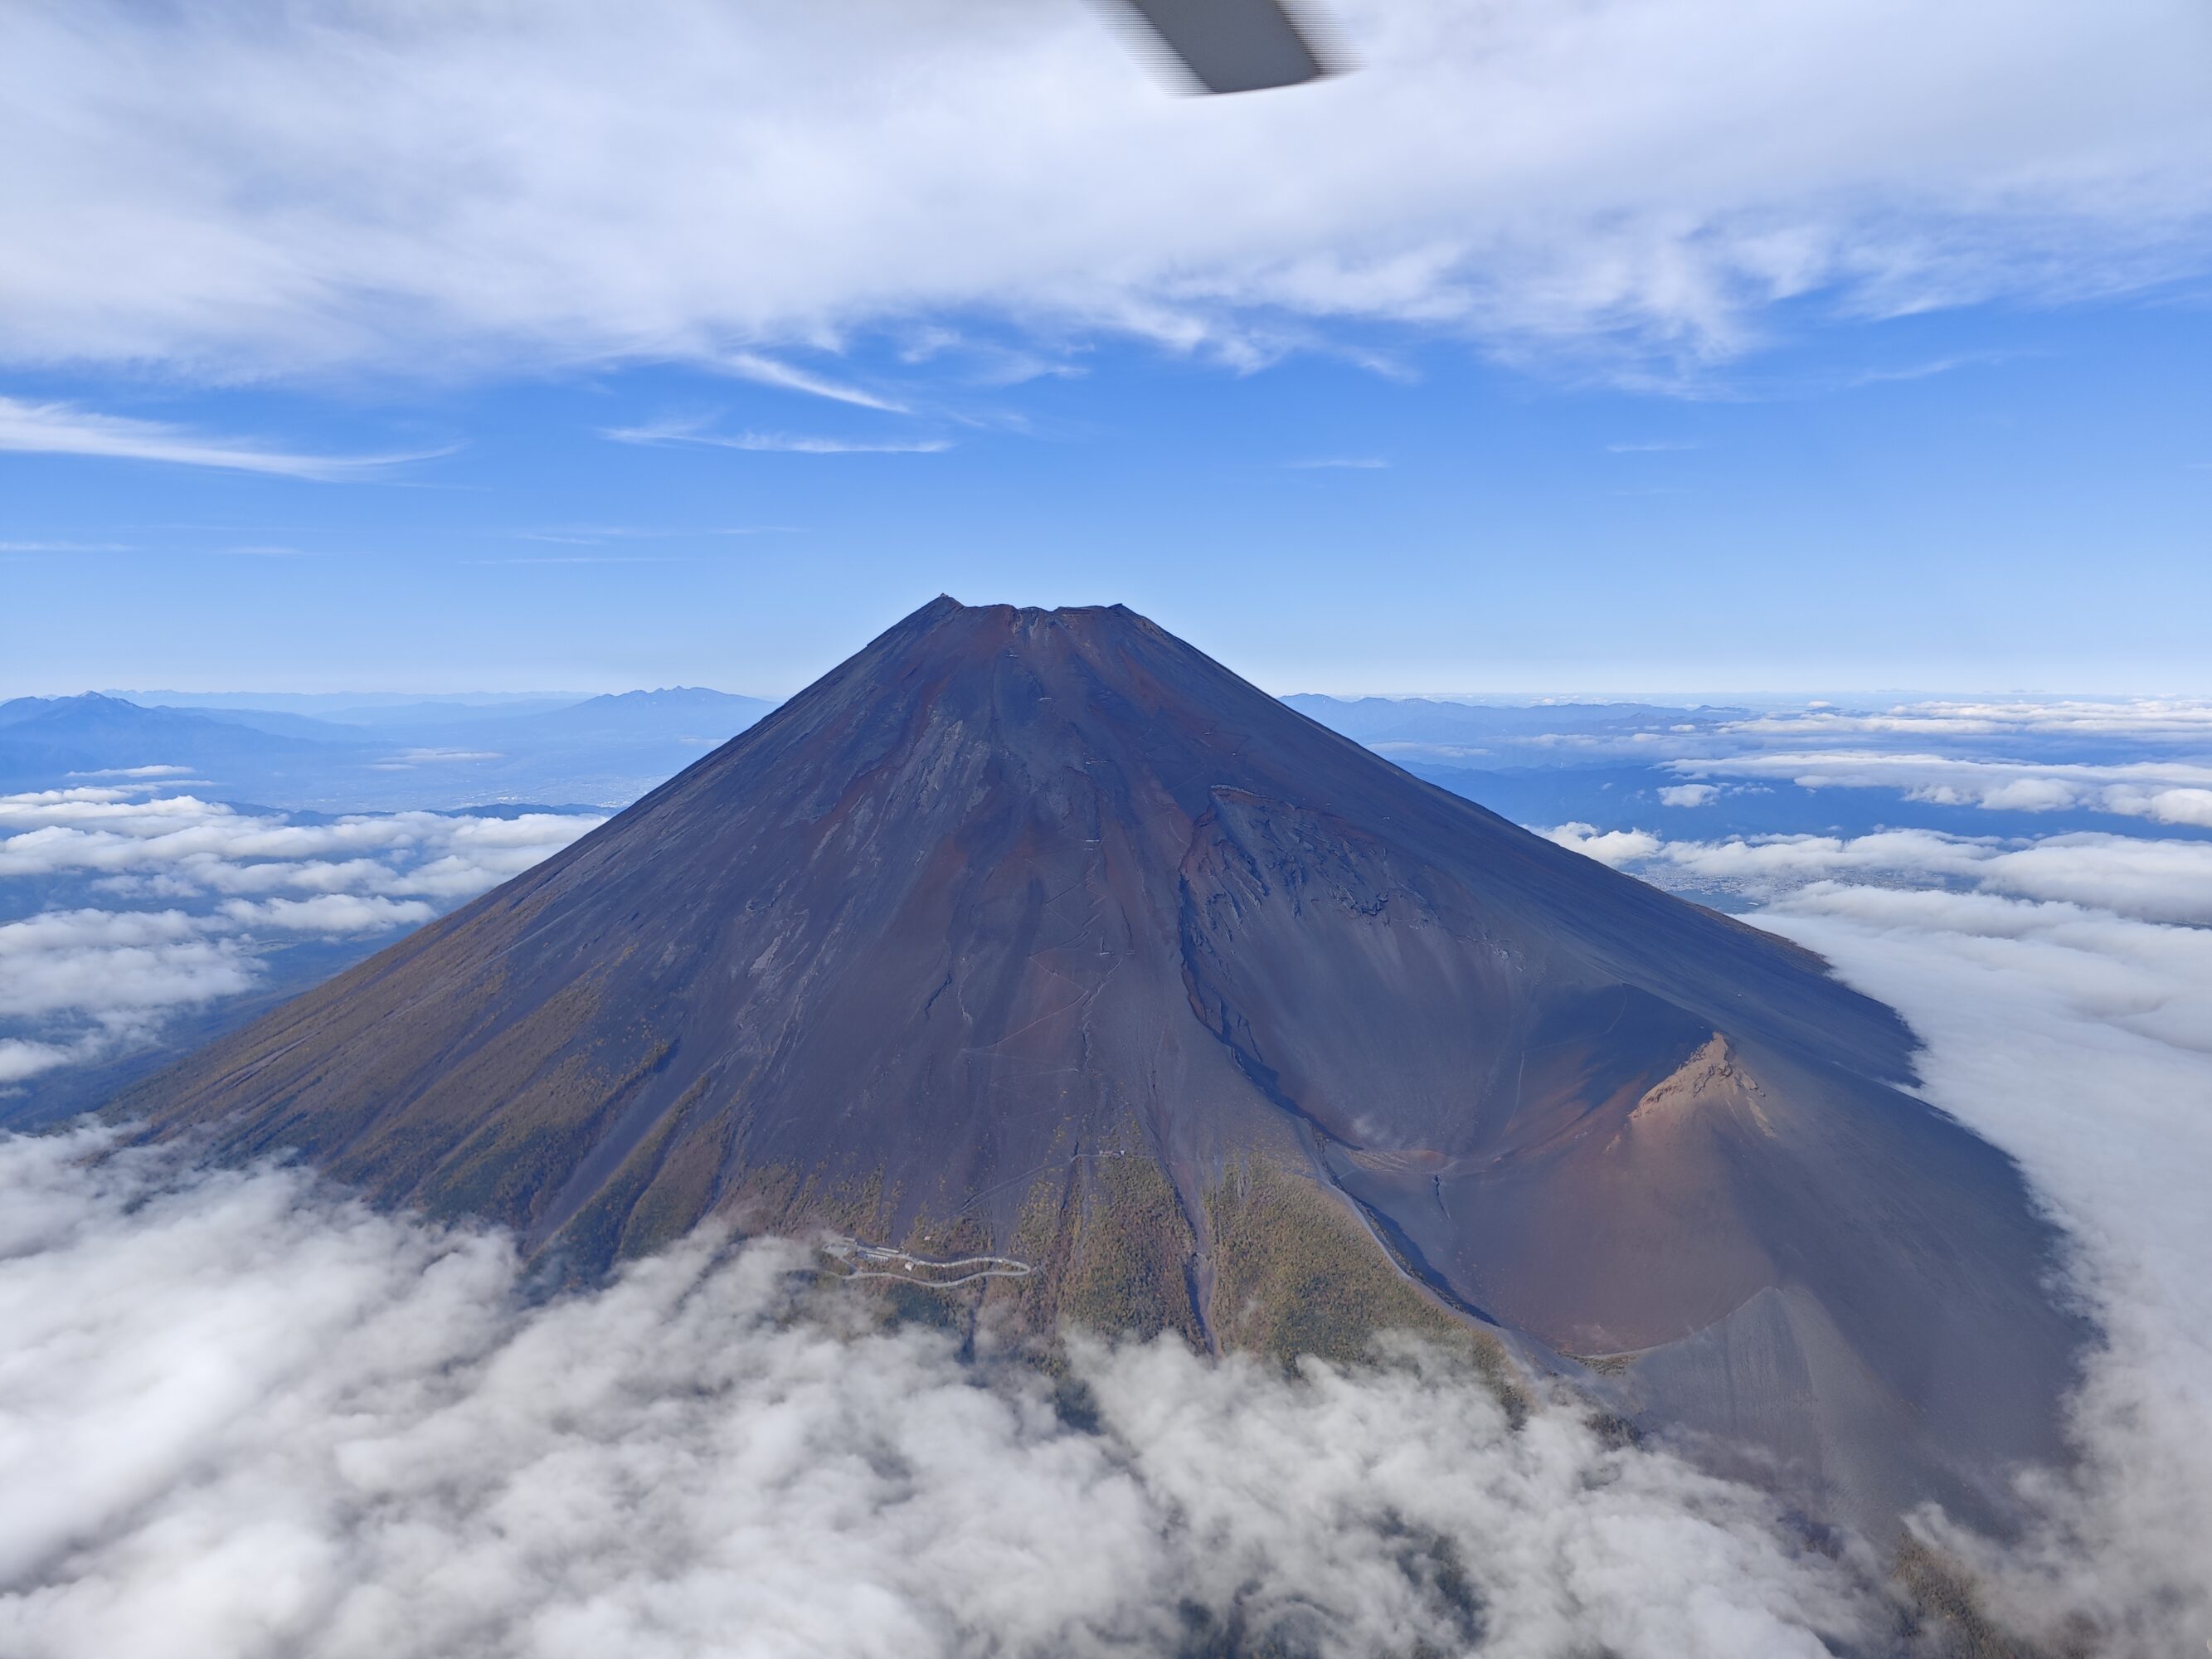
[126, 598, 2079, 1530]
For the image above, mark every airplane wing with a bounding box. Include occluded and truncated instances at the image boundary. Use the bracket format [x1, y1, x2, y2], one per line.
[1117, 0, 1332, 94]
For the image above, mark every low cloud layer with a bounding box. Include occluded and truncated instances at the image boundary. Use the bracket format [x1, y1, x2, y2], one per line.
[1760, 888, 2212, 1654]
[0, 788, 600, 1081]
[1723, 699, 2212, 747]
[0, 908, 256, 1079]
[1320, 699, 2212, 839]
[1670, 751, 2212, 827]
[0, 800, 2205, 1654]
[1546, 822, 2212, 926]
[0, 1132, 1884, 1659]
[1665, 699, 2212, 826]
[0, 788, 599, 898]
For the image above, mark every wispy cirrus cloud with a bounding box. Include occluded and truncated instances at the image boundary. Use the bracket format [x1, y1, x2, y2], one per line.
[513, 523, 799, 545]
[721, 352, 909, 412]
[464, 554, 693, 566]
[1844, 353, 2005, 387]
[603, 416, 951, 455]
[0, 397, 452, 480]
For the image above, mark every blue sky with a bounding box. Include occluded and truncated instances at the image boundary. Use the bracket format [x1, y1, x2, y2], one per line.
[2, 0, 2206, 698]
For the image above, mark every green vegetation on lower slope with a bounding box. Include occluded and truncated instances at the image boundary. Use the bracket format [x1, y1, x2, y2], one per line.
[975, 1147, 1207, 1352]
[832, 1143, 1524, 1414]
[1204, 1154, 1520, 1407]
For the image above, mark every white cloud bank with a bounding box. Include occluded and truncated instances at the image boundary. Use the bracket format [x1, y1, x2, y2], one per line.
[1723, 699, 2212, 746]
[1547, 822, 2212, 926]
[0, 789, 601, 1081]
[1649, 699, 2212, 826]
[0, 1131, 1882, 1659]
[1670, 751, 2212, 827]
[0, 0, 2205, 377]
[1759, 888, 2212, 1655]
[0, 788, 600, 902]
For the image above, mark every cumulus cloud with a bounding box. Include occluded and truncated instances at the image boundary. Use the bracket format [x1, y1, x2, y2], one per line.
[0, 790, 600, 1078]
[216, 895, 437, 933]
[0, 1040, 80, 1086]
[0, 906, 274, 1082]
[0, 906, 256, 1075]
[1545, 821, 2212, 927]
[1723, 698, 2212, 746]
[1669, 749, 2212, 827]
[0, 789, 598, 895]
[1655, 782, 1719, 806]
[0, 1129, 1887, 1659]
[0, 0, 2204, 378]
[0, 909, 252, 1024]
[0, 908, 255, 1082]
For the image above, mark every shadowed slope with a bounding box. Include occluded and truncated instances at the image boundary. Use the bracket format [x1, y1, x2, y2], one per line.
[121, 598, 2082, 1534]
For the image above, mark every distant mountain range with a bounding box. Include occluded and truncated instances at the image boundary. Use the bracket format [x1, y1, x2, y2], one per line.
[0, 688, 775, 810]
[10, 684, 2200, 847]
[108, 690, 587, 726]
[1281, 693, 1743, 747]
[0, 693, 345, 786]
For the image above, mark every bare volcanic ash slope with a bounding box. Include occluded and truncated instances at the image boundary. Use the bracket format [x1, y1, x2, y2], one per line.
[121, 598, 2083, 1535]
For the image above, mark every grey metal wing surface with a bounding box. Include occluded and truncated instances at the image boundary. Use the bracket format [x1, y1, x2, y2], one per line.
[1118, 0, 1331, 93]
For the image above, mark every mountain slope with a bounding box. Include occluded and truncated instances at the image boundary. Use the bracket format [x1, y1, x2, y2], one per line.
[120, 598, 2082, 1534]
